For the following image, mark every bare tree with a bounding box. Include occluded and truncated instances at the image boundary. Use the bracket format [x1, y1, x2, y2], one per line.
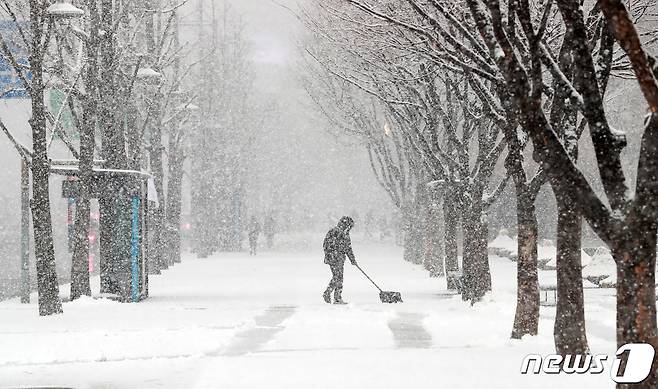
[302, 3, 513, 300]
[0, 0, 63, 315]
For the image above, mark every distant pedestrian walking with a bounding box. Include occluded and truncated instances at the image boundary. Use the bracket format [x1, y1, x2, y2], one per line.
[264, 215, 276, 249]
[364, 210, 374, 239]
[322, 216, 357, 304]
[379, 215, 390, 241]
[248, 216, 261, 255]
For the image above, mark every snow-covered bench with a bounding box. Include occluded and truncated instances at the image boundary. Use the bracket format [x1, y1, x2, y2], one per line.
[539, 279, 600, 306]
[539, 284, 557, 306]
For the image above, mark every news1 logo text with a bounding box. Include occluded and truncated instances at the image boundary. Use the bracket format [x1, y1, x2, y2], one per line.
[520, 343, 655, 384]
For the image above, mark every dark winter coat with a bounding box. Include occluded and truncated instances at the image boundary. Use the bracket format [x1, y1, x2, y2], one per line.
[323, 226, 355, 265]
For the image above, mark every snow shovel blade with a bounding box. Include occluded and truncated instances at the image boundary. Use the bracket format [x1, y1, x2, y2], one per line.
[380, 291, 402, 303]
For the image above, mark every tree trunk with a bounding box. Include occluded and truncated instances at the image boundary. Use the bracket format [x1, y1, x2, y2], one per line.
[166, 8, 183, 265]
[25, 2, 62, 314]
[443, 187, 460, 288]
[148, 118, 166, 272]
[31, 160, 62, 315]
[553, 197, 589, 354]
[461, 201, 491, 302]
[511, 193, 539, 338]
[145, 1, 166, 271]
[70, 108, 94, 300]
[99, 198, 118, 293]
[98, 0, 127, 293]
[613, 231, 658, 389]
[70, 197, 91, 300]
[29, 75, 62, 315]
[20, 160, 30, 304]
[402, 196, 423, 264]
[191, 138, 215, 258]
[165, 151, 184, 264]
[423, 197, 445, 277]
[71, 15, 100, 300]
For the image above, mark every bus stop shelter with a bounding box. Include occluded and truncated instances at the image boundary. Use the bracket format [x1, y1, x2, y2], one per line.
[48, 162, 155, 302]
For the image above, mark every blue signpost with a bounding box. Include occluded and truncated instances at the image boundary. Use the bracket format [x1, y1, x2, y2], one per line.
[130, 196, 141, 302]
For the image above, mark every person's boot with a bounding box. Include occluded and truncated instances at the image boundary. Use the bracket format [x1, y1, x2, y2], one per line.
[323, 289, 332, 304]
[333, 290, 347, 304]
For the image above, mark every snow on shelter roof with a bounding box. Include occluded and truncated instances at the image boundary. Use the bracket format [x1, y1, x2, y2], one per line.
[52, 164, 157, 202]
[49, 165, 153, 180]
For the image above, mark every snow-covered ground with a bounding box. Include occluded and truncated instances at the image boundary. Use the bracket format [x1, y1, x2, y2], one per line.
[0, 239, 619, 388]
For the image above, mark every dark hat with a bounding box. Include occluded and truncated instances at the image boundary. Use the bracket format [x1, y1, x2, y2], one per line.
[338, 216, 355, 229]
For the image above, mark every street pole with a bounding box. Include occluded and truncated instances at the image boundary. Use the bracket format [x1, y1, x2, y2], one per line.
[20, 159, 30, 304]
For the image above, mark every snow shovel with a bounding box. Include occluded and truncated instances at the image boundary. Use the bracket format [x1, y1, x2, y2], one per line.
[355, 264, 403, 303]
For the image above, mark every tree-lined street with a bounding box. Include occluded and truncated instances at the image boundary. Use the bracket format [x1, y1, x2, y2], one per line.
[1, 0, 658, 387]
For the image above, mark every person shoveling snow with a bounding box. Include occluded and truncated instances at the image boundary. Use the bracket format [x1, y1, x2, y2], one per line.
[322, 216, 403, 305]
[323, 216, 357, 304]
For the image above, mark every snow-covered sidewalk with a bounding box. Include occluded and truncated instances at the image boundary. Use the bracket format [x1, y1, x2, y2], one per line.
[0, 243, 617, 388]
